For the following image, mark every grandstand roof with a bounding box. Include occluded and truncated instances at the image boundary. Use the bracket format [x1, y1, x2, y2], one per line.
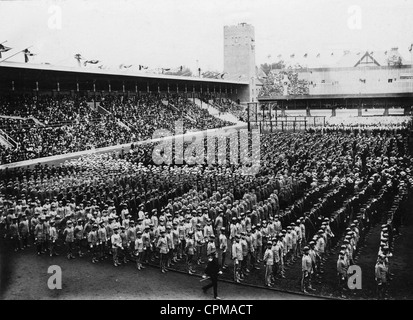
[0, 61, 249, 91]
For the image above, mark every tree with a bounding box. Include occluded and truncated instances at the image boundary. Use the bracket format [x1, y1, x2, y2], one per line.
[260, 60, 286, 75]
[387, 55, 403, 67]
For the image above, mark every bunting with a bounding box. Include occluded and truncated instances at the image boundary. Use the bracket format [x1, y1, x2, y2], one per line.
[0, 43, 12, 58]
[83, 60, 99, 66]
[23, 48, 36, 63]
[119, 64, 132, 69]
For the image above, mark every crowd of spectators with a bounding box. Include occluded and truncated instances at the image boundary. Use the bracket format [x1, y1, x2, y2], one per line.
[259, 69, 310, 98]
[0, 94, 233, 164]
[324, 116, 412, 131]
[200, 94, 244, 119]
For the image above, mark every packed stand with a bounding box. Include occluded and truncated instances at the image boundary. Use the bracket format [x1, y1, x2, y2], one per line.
[200, 93, 244, 119]
[0, 94, 233, 164]
[259, 69, 310, 98]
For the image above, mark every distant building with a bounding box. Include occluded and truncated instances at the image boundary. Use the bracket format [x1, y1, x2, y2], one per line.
[260, 48, 413, 98]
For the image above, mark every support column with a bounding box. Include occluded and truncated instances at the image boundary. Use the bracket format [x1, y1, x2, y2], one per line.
[93, 83, 96, 109]
[306, 100, 311, 116]
[255, 102, 258, 123]
[247, 102, 251, 132]
[383, 100, 389, 116]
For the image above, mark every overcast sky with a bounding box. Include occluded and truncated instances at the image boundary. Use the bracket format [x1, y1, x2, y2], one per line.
[1, 0, 412, 72]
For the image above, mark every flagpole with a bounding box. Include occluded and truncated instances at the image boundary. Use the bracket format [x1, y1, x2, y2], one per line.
[0, 41, 8, 59]
[0, 45, 32, 64]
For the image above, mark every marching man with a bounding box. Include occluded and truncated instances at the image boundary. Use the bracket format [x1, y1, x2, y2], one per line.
[49, 220, 58, 257]
[111, 226, 122, 267]
[301, 246, 313, 293]
[135, 230, 145, 270]
[63, 220, 75, 260]
[88, 224, 99, 263]
[263, 241, 274, 287]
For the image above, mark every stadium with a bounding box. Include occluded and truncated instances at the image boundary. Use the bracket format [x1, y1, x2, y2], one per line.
[1, 0, 413, 302]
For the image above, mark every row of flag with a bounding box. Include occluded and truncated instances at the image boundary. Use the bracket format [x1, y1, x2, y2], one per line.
[0, 41, 211, 78]
[201, 71, 227, 79]
[268, 46, 413, 60]
[74, 54, 99, 66]
[0, 41, 36, 62]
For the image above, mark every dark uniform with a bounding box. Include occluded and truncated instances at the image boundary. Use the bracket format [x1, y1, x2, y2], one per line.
[202, 255, 221, 300]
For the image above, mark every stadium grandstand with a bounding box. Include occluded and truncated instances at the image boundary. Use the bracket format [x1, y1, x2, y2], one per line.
[0, 60, 248, 165]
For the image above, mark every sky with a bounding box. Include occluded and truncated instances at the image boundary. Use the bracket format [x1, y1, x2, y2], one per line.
[1, 0, 413, 72]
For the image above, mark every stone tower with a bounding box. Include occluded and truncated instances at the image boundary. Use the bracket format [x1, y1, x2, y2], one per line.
[224, 23, 256, 102]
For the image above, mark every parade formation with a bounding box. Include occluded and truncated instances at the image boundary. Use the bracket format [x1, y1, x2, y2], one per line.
[1, 124, 412, 299]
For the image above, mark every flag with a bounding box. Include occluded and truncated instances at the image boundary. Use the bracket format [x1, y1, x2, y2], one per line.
[119, 64, 132, 69]
[0, 44, 11, 58]
[316, 53, 320, 58]
[304, 53, 308, 58]
[74, 54, 83, 66]
[267, 54, 271, 60]
[356, 52, 361, 55]
[409, 44, 413, 52]
[331, 52, 334, 56]
[83, 60, 99, 66]
[290, 54, 295, 58]
[277, 54, 282, 59]
[0, 44, 11, 52]
[23, 48, 35, 63]
[384, 51, 388, 55]
[139, 65, 148, 70]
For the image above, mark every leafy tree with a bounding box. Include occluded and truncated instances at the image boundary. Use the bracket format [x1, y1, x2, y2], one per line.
[260, 60, 286, 75]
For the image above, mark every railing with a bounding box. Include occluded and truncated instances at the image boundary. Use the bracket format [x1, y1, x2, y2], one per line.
[249, 116, 326, 132]
[0, 128, 18, 148]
